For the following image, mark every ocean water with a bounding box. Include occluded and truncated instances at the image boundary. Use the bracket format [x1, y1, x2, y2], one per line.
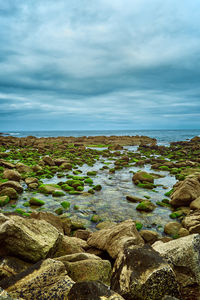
[1, 129, 200, 145]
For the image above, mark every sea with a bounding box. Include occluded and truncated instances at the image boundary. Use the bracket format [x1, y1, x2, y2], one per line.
[1, 129, 200, 146]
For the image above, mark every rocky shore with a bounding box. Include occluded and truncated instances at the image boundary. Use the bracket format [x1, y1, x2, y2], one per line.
[0, 135, 200, 299]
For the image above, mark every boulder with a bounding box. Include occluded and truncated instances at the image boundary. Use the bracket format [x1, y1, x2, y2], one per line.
[74, 229, 92, 240]
[15, 163, 31, 173]
[0, 214, 62, 262]
[0, 288, 16, 300]
[0, 188, 18, 200]
[38, 184, 62, 195]
[111, 244, 180, 300]
[67, 281, 125, 300]
[182, 210, 200, 233]
[0, 259, 74, 299]
[170, 177, 200, 207]
[57, 253, 111, 285]
[87, 219, 144, 259]
[132, 171, 154, 184]
[152, 234, 200, 288]
[54, 235, 88, 257]
[0, 181, 23, 194]
[190, 196, 200, 210]
[0, 257, 31, 280]
[42, 156, 55, 166]
[164, 222, 182, 237]
[25, 177, 39, 185]
[3, 170, 21, 182]
[0, 160, 15, 169]
[30, 211, 65, 234]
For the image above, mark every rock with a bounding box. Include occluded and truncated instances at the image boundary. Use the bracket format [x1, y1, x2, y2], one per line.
[111, 244, 180, 300]
[0, 181, 23, 194]
[29, 197, 45, 206]
[3, 170, 21, 182]
[74, 229, 92, 240]
[42, 156, 55, 166]
[0, 257, 31, 280]
[164, 222, 182, 237]
[190, 196, 200, 210]
[54, 236, 88, 257]
[30, 211, 65, 234]
[67, 281, 125, 300]
[140, 230, 159, 244]
[0, 160, 15, 169]
[178, 228, 189, 237]
[38, 184, 62, 194]
[60, 162, 73, 170]
[182, 210, 200, 233]
[126, 195, 144, 203]
[96, 221, 116, 230]
[170, 177, 200, 207]
[57, 253, 111, 284]
[0, 288, 16, 300]
[0, 214, 62, 262]
[152, 234, 200, 287]
[136, 200, 156, 212]
[132, 171, 154, 184]
[87, 219, 144, 259]
[54, 158, 69, 166]
[15, 163, 31, 173]
[0, 188, 18, 200]
[25, 177, 39, 185]
[28, 183, 38, 189]
[0, 259, 74, 299]
[0, 196, 10, 207]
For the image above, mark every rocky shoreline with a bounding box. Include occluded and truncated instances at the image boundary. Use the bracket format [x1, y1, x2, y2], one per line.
[0, 135, 200, 299]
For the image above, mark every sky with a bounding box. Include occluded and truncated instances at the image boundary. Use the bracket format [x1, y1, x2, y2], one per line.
[0, 0, 200, 131]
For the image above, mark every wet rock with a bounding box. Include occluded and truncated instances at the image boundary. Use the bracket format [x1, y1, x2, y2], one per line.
[0, 181, 23, 194]
[87, 219, 144, 259]
[126, 195, 144, 203]
[140, 230, 159, 244]
[0, 257, 31, 280]
[111, 244, 180, 300]
[153, 234, 200, 288]
[132, 171, 154, 184]
[0, 258, 74, 300]
[182, 210, 200, 233]
[3, 170, 21, 182]
[67, 280, 125, 300]
[54, 158, 70, 166]
[0, 214, 62, 262]
[170, 177, 200, 207]
[38, 183, 62, 194]
[136, 200, 156, 212]
[164, 222, 182, 237]
[60, 162, 73, 170]
[42, 155, 55, 166]
[57, 252, 111, 284]
[0, 188, 18, 200]
[15, 163, 31, 173]
[0, 160, 15, 169]
[54, 235, 88, 257]
[25, 177, 39, 186]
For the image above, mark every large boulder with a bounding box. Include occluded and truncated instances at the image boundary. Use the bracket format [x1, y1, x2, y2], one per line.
[182, 210, 200, 234]
[170, 176, 200, 207]
[0, 214, 62, 262]
[3, 170, 21, 182]
[0, 259, 74, 300]
[0, 181, 23, 194]
[57, 253, 111, 285]
[111, 244, 180, 300]
[87, 219, 144, 259]
[67, 281, 125, 300]
[152, 234, 200, 287]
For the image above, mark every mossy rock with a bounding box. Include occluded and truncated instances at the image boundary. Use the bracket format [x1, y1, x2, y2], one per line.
[93, 184, 102, 191]
[15, 208, 26, 215]
[61, 201, 70, 210]
[88, 189, 95, 194]
[68, 190, 81, 195]
[23, 202, 30, 207]
[164, 189, 174, 197]
[136, 200, 156, 212]
[38, 184, 61, 194]
[61, 184, 74, 192]
[137, 182, 155, 189]
[87, 171, 97, 176]
[29, 197, 45, 206]
[84, 178, 93, 185]
[52, 190, 65, 197]
[135, 221, 143, 230]
[169, 210, 184, 219]
[76, 185, 84, 192]
[55, 207, 64, 215]
[0, 195, 10, 207]
[91, 214, 102, 223]
[159, 166, 170, 171]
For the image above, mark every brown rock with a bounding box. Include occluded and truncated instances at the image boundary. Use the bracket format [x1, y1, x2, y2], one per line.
[3, 170, 21, 182]
[74, 229, 92, 240]
[132, 171, 154, 184]
[0, 181, 23, 193]
[87, 219, 144, 259]
[140, 230, 159, 244]
[190, 196, 200, 210]
[0, 160, 15, 169]
[25, 177, 39, 185]
[15, 163, 31, 173]
[126, 195, 144, 203]
[42, 156, 55, 166]
[30, 211, 64, 234]
[0, 188, 18, 200]
[182, 210, 200, 234]
[54, 236, 88, 257]
[0, 257, 31, 280]
[164, 222, 182, 236]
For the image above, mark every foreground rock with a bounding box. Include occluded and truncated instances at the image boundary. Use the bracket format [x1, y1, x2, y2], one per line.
[153, 234, 200, 290]
[87, 219, 144, 259]
[0, 214, 62, 262]
[57, 253, 111, 285]
[111, 244, 180, 300]
[0, 259, 74, 300]
[182, 210, 200, 233]
[170, 176, 200, 207]
[67, 281, 125, 300]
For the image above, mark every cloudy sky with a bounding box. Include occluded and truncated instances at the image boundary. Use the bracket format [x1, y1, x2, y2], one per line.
[0, 0, 200, 131]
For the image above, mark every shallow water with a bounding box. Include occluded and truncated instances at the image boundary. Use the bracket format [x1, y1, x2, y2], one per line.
[5, 146, 177, 233]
